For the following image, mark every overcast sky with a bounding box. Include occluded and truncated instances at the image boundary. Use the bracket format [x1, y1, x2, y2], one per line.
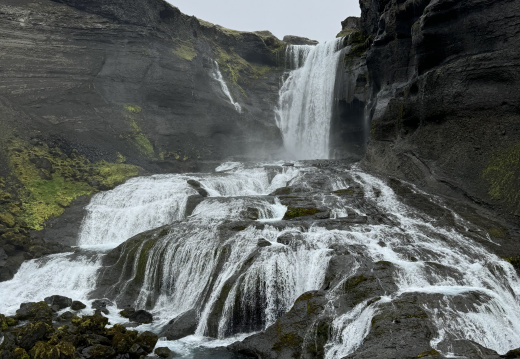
[166, 1, 361, 43]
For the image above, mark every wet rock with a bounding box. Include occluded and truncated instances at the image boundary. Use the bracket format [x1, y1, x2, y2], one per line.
[57, 311, 74, 322]
[82, 344, 116, 359]
[119, 308, 135, 319]
[70, 300, 86, 311]
[159, 309, 198, 340]
[15, 322, 54, 350]
[154, 347, 172, 358]
[135, 331, 158, 352]
[229, 291, 328, 359]
[128, 310, 153, 324]
[245, 207, 260, 220]
[16, 302, 53, 323]
[187, 179, 202, 188]
[91, 299, 113, 314]
[282, 207, 322, 220]
[44, 295, 72, 310]
[185, 195, 205, 216]
[257, 238, 272, 247]
[195, 187, 209, 197]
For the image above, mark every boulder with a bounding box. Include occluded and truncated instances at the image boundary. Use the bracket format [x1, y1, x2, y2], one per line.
[44, 295, 72, 310]
[128, 310, 153, 324]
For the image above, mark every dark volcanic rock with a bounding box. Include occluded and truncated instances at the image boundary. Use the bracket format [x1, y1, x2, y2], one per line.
[282, 35, 319, 46]
[349, 0, 520, 225]
[44, 295, 72, 310]
[71, 300, 87, 311]
[128, 310, 153, 324]
[159, 309, 199, 340]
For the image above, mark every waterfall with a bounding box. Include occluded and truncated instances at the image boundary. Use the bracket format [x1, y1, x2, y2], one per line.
[1, 162, 520, 358]
[210, 60, 242, 113]
[276, 39, 344, 159]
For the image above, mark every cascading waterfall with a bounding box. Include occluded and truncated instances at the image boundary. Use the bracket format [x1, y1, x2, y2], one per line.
[1, 162, 520, 358]
[210, 60, 242, 113]
[1, 34, 520, 359]
[275, 38, 344, 159]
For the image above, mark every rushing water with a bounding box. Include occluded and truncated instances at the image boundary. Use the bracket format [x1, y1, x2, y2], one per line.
[1, 36, 520, 359]
[0, 163, 519, 357]
[275, 39, 344, 160]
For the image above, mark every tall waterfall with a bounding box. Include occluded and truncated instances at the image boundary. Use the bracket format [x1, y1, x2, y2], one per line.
[276, 39, 344, 159]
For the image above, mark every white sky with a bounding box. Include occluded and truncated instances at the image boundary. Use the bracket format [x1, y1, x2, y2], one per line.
[166, 0, 361, 43]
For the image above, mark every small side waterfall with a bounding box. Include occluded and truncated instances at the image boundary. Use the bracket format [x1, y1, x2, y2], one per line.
[276, 39, 344, 159]
[210, 60, 242, 113]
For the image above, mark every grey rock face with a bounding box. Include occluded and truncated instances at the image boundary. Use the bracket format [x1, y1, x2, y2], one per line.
[283, 35, 319, 46]
[0, 0, 286, 176]
[350, 0, 520, 225]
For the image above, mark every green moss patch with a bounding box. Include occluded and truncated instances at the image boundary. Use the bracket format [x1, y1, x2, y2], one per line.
[172, 40, 197, 61]
[482, 142, 520, 215]
[124, 104, 142, 113]
[283, 207, 320, 219]
[129, 121, 154, 157]
[7, 140, 140, 230]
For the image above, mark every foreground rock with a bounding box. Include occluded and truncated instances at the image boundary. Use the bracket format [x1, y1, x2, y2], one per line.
[0, 300, 158, 359]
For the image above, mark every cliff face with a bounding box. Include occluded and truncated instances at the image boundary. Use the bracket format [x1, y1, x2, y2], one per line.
[0, 0, 286, 279]
[340, 0, 520, 225]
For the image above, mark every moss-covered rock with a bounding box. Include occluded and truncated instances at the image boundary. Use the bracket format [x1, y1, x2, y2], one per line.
[282, 207, 321, 219]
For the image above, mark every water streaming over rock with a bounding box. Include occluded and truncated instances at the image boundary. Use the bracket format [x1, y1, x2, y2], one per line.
[210, 60, 242, 113]
[1, 162, 520, 358]
[1, 34, 520, 359]
[275, 39, 344, 159]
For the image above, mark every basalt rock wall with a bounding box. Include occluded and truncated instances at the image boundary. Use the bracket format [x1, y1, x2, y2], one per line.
[0, 0, 286, 279]
[341, 0, 520, 226]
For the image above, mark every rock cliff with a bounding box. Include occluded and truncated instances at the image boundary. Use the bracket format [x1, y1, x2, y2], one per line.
[345, 0, 520, 226]
[0, 0, 287, 279]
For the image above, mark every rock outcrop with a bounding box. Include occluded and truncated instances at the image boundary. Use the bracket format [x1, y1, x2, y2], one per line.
[343, 0, 520, 226]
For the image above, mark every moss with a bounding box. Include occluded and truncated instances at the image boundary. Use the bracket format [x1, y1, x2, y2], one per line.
[417, 349, 441, 357]
[124, 104, 141, 114]
[482, 142, 520, 215]
[0, 212, 15, 227]
[7, 140, 140, 230]
[333, 189, 356, 196]
[488, 227, 507, 238]
[283, 207, 320, 219]
[128, 121, 154, 158]
[13, 348, 30, 359]
[504, 257, 520, 271]
[96, 161, 139, 189]
[215, 48, 273, 96]
[172, 40, 197, 61]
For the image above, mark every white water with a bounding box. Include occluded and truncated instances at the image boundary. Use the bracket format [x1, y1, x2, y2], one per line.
[210, 60, 242, 113]
[276, 39, 344, 159]
[1, 163, 520, 358]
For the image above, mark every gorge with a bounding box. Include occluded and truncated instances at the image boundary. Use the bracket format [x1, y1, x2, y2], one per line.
[0, 0, 519, 359]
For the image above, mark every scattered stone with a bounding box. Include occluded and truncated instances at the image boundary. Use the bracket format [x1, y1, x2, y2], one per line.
[57, 311, 74, 321]
[187, 179, 202, 188]
[128, 310, 153, 324]
[119, 308, 136, 319]
[135, 331, 159, 352]
[44, 295, 72, 310]
[92, 299, 113, 314]
[159, 309, 198, 340]
[70, 300, 87, 311]
[257, 238, 272, 247]
[82, 344, 116, 359]
[155, 346, 172, 358]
